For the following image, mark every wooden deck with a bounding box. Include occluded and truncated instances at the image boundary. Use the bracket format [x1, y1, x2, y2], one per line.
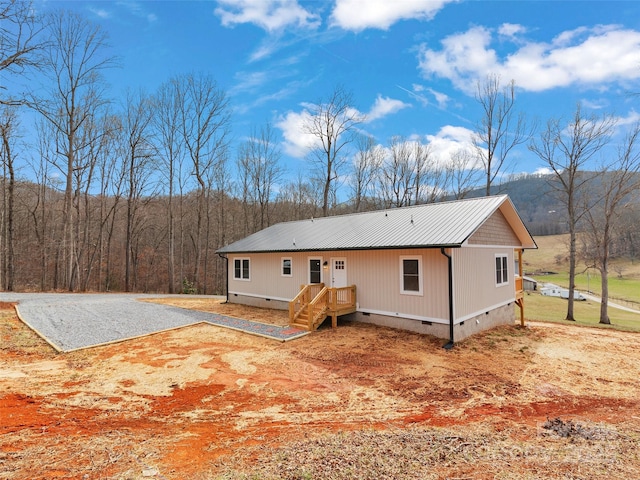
[289, 283, 357, 331]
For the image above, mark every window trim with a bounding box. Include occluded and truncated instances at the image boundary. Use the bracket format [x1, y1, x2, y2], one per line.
[281, 257, 293, 277]
[495, 254, 509, 287]
[233, 257, 251, 281]
[400, 255, 423, 296]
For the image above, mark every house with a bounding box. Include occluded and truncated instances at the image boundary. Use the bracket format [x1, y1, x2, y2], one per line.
[217, 195, 537, 346]
[540, 283, 586, 300]
[523, 276, 538, 292]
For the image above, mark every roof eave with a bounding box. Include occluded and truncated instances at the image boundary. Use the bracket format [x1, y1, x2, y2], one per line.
[216, 243, 464, 255]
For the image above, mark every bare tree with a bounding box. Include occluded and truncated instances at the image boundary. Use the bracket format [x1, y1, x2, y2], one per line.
[94, 113, 124, 292]
[274, 174, 319, 222]
[375, 137, 443, 207]
[236, 122, 282, 233]
[29, 117, 62, 289]
[581, 124, 640, 324]
[153, 78, 184, 293]
[377, 136, 415, 208]
[0, 107, 19, 289]
[30, 10, 115, 290]
[69, 107, 103, 291]
[208, 149, 231, 294]
[1, 0, 45, 105]
[176, 73, 231, 291]
[119, 90, 156, 292]
[447, 149, 482, 199]
[303, 85, 364, 216]
[413, 141, 447, 204]
[529, 104, 616, 321]
[349, 134, 382, 212]
[473, 74, 531, 195]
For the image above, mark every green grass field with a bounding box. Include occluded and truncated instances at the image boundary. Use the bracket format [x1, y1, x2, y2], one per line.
[522, 292, 640, 332]
[523, 234, 640, 330]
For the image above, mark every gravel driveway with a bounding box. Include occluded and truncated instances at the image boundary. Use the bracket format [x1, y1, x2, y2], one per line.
[0, 293, 225, 352]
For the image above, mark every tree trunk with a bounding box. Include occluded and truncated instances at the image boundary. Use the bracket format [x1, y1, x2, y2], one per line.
[566, 223, 576, 321]
[599, 224, 612, 324]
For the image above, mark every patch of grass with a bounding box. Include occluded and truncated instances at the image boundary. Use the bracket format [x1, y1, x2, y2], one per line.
[523, 292, 640, 332]
[525, 234, 640, 331]
[0, 306, 57, 356]
[534, 271, 640, 306]
[527, 234, 640, 306]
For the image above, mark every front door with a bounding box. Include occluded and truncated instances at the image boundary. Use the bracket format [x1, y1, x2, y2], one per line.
[309, 258, 322, 284]
[331, 257, 347, 288]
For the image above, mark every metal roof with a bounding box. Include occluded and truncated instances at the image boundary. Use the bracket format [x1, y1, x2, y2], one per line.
[217, 195, 537, 254]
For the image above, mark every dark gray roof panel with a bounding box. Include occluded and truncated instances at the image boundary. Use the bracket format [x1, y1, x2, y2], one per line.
[218, 195, 529, 253]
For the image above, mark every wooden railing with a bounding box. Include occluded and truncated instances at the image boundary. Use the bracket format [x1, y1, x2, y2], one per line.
[308, 286, 329, 330]
[289, 283, 325, 325]
[515, 276, 523, 298]
[328, 285, 357, 313]
[289, 284, 357, 330]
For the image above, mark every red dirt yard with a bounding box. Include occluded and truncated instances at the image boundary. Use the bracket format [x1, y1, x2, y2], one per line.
[1, 298, 639, 479]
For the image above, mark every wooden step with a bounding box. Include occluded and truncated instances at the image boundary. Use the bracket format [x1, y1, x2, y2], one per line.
[290, 322, 309, 331]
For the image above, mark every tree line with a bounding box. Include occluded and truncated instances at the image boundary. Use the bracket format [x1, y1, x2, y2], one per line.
[1, 1, 640, 326]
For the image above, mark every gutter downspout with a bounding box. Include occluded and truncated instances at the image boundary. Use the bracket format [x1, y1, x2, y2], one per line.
[217, 253, 229, 304]
[440, 247, 454, 350]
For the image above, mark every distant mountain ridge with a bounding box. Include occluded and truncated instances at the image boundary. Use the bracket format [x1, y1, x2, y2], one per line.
[465, 171, 640, 236]
[466, 174, 567, 236]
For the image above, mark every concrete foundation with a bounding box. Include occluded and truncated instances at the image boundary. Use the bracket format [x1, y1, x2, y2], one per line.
[228, 293, 289, 311]
[346, 303, 517, 341]
[229, 293, 518, 342]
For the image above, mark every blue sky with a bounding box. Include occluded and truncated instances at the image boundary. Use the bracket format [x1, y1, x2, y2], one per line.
[32, 0, 640, 183]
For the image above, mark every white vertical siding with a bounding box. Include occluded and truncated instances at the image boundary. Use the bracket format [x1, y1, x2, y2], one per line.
[228, 252, 312, 300]
[452, 247, 515, 320]
[228, 248, 451, 322]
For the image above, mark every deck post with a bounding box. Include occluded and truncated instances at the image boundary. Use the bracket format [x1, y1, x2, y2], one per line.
[516, 248, 525, 327]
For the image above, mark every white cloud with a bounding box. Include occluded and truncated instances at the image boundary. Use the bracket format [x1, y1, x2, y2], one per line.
[419, 24, 640, 94]
[580, 98, 609, 110]
[533, 167, 553, 176]
[614, 109, 640, 128]
[277, 95, 409, 158]
[118, 1, 158, 24]
[397, 84, 429, 107]
[230, 70, 269, 95]
[397, 84, 450, 109]
[367, 126, 478, 171]
[275, 109, 317, 158]
[366, 95, 411, 122]
[215, 0, 320, 32]
[330, 0, 456, 32]
[498, 23, 527, 40]
[424, 125, 477, 167]
[427, 88, 450, 109]
[89, 7, 111, 19]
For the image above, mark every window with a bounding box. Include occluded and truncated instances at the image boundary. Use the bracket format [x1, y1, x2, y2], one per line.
[309, 258, 322, 284]
[495, 254, 509, 286]
[282, 257, 292, 277]
[400, 256, 423, 295]
[233, 258, 250, 281]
